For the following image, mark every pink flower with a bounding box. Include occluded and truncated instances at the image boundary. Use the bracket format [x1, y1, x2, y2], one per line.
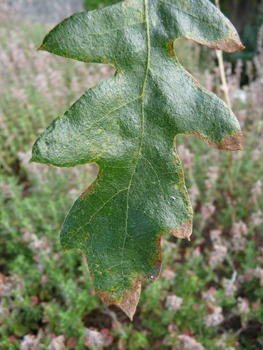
[9, 335, 16, 343]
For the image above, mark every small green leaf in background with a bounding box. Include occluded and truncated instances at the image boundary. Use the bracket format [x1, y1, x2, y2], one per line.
[84, 0, 118, 11]
[31, 0, 244, 320]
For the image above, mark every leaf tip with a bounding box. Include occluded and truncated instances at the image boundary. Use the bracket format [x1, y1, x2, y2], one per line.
[202, 23, 244, 53]
[37, 43, 46, 52]
[29, 154, 38, 164]
[96, 233, 163, 320]
[192, 130, 243, 152]
[218, 22, 245, 53]
[225, 29, 245, 53]
[220, 130, 244, 151]
[29, 147, 38, 163]
[98, 277, 143, 321]
[170, 220, 193, 241]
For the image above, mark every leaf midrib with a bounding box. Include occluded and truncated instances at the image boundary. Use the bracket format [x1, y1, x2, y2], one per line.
[120, 0, 151, 285]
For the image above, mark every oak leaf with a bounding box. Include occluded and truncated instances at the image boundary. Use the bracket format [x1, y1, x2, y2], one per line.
[31, 0, 244, 320]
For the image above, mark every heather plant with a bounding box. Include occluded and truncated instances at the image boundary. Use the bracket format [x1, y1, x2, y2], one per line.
[0, 2, 263, 350]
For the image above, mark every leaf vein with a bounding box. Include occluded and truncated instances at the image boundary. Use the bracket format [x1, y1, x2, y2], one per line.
[120, 0, 151, 288]
[150, 68, 220, 131]
[64, 188, 128, 247]
[50, 20, 146, 46]
[158, 0, 225, 33]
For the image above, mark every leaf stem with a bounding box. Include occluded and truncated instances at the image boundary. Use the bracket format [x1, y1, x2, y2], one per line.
[0, 157, 13, 173]
[215, 0, 236, 226]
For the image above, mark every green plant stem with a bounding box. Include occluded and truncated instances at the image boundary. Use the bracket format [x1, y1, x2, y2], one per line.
[0, 156, 13, 173]
[215, 0, 236, 226]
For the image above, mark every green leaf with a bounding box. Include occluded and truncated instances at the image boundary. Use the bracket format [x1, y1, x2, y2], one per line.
[13, 323, 28, 337]
[31, 0, 244, 320]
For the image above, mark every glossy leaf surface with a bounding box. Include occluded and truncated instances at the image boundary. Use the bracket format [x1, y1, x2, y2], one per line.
[31, 0, 244, 320]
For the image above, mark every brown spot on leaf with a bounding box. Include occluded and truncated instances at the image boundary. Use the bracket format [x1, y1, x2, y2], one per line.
[82, 165, 102, 197]
[187, 22, 244, 53]
[82, 182, 96, 196]
[152, 235, 163, 278]
[98, 277, 143, 321]
[170, 219, 193, 241]
[166, 40, 177, 59]
[98, 240, 162, 321]
[191, 130, 243, 151]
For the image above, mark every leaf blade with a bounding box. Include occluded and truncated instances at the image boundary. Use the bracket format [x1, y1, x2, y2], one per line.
[31, 0, 244, 320]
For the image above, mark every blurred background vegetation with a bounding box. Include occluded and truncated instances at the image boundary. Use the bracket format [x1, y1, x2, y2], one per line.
[0, 0, 263, 349]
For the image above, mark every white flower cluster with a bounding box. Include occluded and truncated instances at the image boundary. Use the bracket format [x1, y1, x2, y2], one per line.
[177, 145, 194, 170]
[201, 202, 216, 225]
[201, 287, 217, 304]
[189, 185, 200, 209]
[84, 328, 104, 348]
[203, 307, 224, 328]
[222, 277, 238, 298]
[250, 211, 263, 227]
[231, 221, 247, 252]
[237, 297, 250, 327]
[20, 330, 44, 350]
[209, 229, 228, 268]
[166, 295, 183, 313]
[47, 335, 66, 350]
[251, 180, 262, 197]
[249, 267, 263, 285]
[177, 335, 204, 350]
[205, 166, 219, 189]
